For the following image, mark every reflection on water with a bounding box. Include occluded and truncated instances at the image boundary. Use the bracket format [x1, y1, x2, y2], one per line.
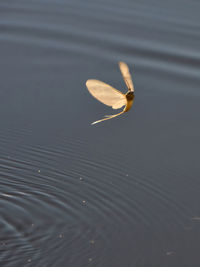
[0, 0, 200, 266]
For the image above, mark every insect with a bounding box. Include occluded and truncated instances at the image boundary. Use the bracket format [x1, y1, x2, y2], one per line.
[86, 61, 135, 125]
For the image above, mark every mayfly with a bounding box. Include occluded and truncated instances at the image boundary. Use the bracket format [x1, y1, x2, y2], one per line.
[86, 61, 135, 125]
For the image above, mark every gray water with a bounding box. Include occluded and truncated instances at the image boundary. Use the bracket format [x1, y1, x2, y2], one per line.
[0, 0, 200, 266]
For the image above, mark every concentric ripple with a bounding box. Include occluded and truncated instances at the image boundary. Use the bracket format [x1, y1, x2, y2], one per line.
[0, 123, 199, 266]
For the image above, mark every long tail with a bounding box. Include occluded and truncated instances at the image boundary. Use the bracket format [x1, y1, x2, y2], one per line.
[91, 110, 125, 125]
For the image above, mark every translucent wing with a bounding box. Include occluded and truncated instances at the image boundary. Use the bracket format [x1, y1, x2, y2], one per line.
[86, 79, 127, 109]
[118, 61, 134, 92]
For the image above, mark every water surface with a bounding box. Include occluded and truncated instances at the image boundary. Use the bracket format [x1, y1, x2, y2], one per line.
[0, 0, 200, 266]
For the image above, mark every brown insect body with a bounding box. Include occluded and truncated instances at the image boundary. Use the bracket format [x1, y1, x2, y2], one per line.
[124, 91, 135, 112]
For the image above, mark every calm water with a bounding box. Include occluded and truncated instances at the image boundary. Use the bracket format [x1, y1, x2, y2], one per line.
[0, 0, 200, 266]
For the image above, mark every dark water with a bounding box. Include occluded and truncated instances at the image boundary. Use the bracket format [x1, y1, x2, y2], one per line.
[1, 0, 200, 266]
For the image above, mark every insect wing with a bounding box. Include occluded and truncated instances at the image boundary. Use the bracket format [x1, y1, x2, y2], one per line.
[86, 79, 127, 109]
[118, 62, 134, 92]
[112, 99, 127, 109]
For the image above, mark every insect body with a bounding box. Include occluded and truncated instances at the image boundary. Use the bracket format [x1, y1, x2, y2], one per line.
[86, 61, 135, 125]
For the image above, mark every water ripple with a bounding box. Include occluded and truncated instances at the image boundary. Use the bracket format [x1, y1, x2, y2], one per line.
[0, 127, 196, 266]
